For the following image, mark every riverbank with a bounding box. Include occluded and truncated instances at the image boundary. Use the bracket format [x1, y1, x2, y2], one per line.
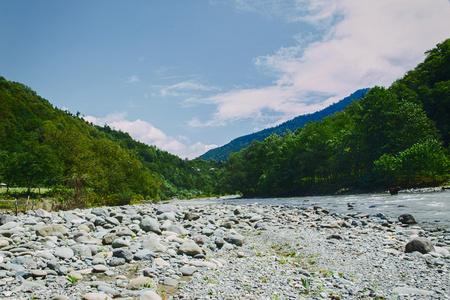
[0, 200, 449, 299]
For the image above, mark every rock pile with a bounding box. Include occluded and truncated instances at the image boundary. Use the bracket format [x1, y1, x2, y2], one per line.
[0, 200, 449, 299]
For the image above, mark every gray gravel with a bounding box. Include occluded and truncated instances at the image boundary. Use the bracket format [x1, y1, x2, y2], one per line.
[0, 200, 449, 299]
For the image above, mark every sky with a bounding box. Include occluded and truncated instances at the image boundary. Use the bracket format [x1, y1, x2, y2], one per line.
[1, 0, 449, 159]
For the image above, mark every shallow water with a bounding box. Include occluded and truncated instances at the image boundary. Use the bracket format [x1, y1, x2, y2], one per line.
[175, 190, 450, 229]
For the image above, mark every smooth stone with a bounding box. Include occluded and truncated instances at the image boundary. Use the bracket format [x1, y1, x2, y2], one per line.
[34, 208, 52, 218]
[178, 240, 203, 256]
[107, 257, 125, 266]
[105, 217, 120, 226]
[142, 237, 166, 253]
[55, 247, 74, 259]
[398, 213, 417, 224]
[156, 204, 178, 215]
[163, 277, 178, 287]
[71, 244, 92, 257]
[158, 212, 176, 221]
[113, 248, 133, 262]
[116, 228, 135, 237]
[82, 292, 112, 300]
[31, 269, 47, 278]
[180, 266, 198, 276]
[102, 233, 117, 245]
[166, 225, 189, 236]
[128, 277, 155, 290]
[36, 225, 53, 237]
[405, 237, 435, 254]
[97, 285, 120, 297]
[0, 222, 18, 230]
[140, 290, 162, 300]
[134, 249, 155, 261]
[140, 217, 161, 234]
[154, 257, 170, 267]
[93, 265, 109, 273]
[225, 234, 245, 246]
[0, 239, 10, 248]
[111, 238, 130, 249]
[52, 224, 68, 236]
[52, 296, 69, 300]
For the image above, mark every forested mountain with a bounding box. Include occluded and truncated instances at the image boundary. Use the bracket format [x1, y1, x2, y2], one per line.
[217, 39, 450, 197]
[200, 89, 369, 161]
[0, 78, 222, 205]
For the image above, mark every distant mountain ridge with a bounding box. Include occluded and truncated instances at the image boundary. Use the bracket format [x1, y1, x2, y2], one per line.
[200, 88, 370, 161]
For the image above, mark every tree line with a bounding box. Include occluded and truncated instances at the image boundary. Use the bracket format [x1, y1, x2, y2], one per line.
[217, 39, 450, 197]
[0, 78, 222, 206]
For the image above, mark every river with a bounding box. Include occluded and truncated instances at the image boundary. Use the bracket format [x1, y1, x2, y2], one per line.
[174, 188, 450, 229]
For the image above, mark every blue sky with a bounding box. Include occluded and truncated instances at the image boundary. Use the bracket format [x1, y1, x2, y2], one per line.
[1, 0, 450, 158]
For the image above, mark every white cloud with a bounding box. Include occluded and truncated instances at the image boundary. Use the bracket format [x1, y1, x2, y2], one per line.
[192, 0, 450, 128]
[85, 113, 217, 159]
[127, 75, 140, 83]
[153, 79, 220, 98]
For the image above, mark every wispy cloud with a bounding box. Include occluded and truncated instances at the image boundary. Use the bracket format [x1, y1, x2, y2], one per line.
[127, 75, 140, 83]
[152, 79, 220, 98]
[85, 112, 217, 159]
[191, 0, 450, 128]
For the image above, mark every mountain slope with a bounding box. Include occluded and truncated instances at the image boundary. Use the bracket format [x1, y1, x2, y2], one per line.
[200, 88, 369, 161]
[0, 76, 222, 203]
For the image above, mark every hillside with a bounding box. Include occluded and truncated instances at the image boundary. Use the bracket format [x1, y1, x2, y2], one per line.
[218, 39, 450, 197]
[0, 77, 222, 205]
[200, 88, 369, 161]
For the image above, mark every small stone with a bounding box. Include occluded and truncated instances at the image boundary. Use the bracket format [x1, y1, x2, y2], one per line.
[178, 240, 203, 256]
[140, 217, 161, 234]
[82, 292, 112, 300]
[52, 296, 69, 300]
[93, 265, 109, 273]
[180, 266, 198, 276]
[55, 247, 74, 259]
[113, 248, 133, 262]
[156, 204, 178, 215]
[102, 233, 117, 245]
[31, 270, 47, 278]
[111, 238, 130, 249]
[226, 234, 245, 246]
[107, 257, 126, 266]
[128, 277, 155, 290]
[140, 290, 162, 300]
[154, 257, 170, 267]
[163, 277, 178, 287]
[134, 248, 155, 261]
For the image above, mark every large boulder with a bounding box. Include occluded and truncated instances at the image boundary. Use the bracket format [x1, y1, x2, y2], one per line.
[405, 237, 435, 254]
[398, 214, 416, 225]
[140, 217, 161, 234]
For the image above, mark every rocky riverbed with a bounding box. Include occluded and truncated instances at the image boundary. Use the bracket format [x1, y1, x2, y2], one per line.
[0, 200, 449, 299]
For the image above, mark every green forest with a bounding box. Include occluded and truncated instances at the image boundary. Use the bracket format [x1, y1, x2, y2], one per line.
[1, 39, 449, 206]
[218, 39, 450, 197]
[0, 79, 223, 207]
